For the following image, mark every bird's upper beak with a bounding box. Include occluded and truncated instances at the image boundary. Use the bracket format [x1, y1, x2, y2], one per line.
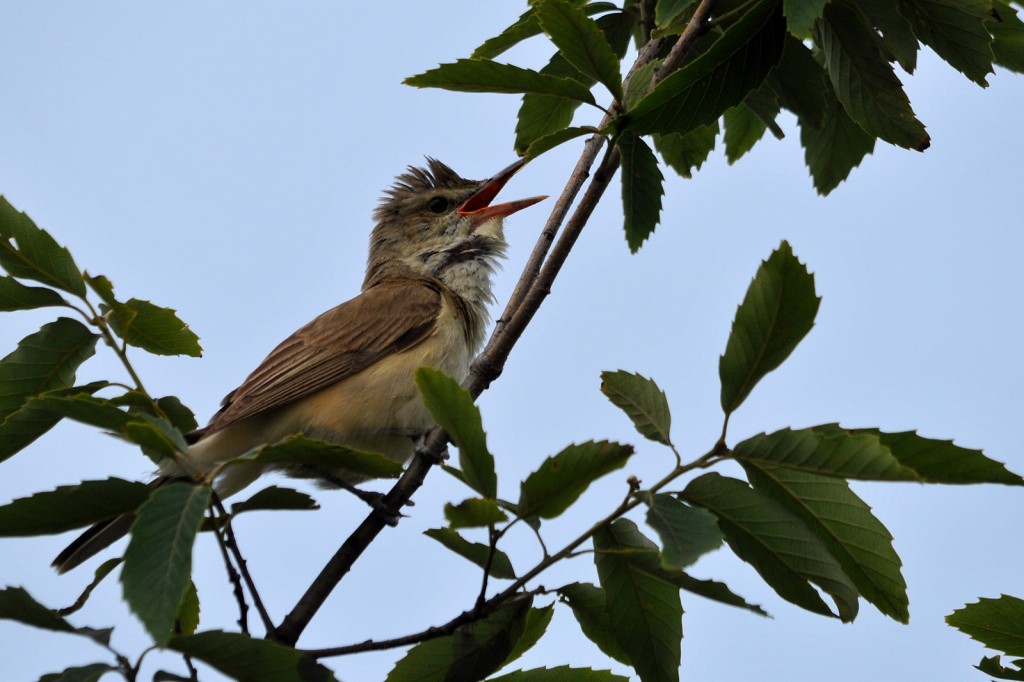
[458, 158, 547, 226]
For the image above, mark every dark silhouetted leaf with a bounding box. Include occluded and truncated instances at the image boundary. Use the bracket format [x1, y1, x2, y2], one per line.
[525, 125, 599, 159]
[653, 123, 718, 179]
[471, 3, 620, 59]
[58, 558, 122, 616]
[423, 528, 516, 579]
[899, 0, 994, 85]
[558, 582, 631, 665]
[723, 104, 768, 163]
[536, 0, 623, 101]
[800, 86, 876, 195]
[769, 34, 828, 127]
[490, 667, 629, 682]
[600, 370, 672, 445]
[39, 663, 116, 682]
[719, 241, 820, 416]
[170, 630, 338, 682]
[518, 441, 634, 519]
[0, 196, 85, 296]
[0, 586, 111, 645]
[0, 478, 150, 536]
[860, 0, 920, 72]
[948, 595, 1024, 656]
[178, 580, 200, 636]
[229, 433, 403, 479]
[644, 493, 723, 569]
[990, 1, 1024, 73]
[405, 59, 596, 104]
[663, 571, 768, 616]
[0, 276, 66, 311]
[784, 0, 827, 37]
[231, 486, 319, 514]
[107, 298, 202, 357]
[618, 133, 664, 252]
[122, 414, 190, 463]
[501, 604, 555, 668]
[445, 498, 509, 529]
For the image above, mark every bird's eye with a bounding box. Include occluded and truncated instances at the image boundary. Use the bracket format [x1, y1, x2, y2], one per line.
[427, 196, 449, 214]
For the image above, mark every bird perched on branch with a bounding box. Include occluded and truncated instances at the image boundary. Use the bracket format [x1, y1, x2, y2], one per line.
[54, 158, 545, 572]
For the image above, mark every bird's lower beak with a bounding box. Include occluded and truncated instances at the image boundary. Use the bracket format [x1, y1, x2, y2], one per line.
[458, 158, 547, 226]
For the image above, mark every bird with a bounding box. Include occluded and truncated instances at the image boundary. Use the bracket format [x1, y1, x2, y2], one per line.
[53, 157, 545, 572]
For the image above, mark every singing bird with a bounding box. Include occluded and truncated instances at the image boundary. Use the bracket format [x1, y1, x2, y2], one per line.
[53, 158, 545, 572]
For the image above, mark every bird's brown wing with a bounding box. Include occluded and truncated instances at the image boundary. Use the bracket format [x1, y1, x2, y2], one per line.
[199, 280, 442, 436]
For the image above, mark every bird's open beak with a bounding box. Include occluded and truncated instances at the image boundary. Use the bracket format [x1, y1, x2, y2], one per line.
[458, 158, 547, 225]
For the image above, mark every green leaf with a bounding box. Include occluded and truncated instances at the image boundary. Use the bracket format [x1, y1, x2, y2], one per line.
[518, 440, 634, 519]
[107, 298, 202, 358]
[783, 0, 827, 37]
[57, 558, 122, 616]
[990, 1, 1024, 73]
[471, 3, 620, 59]
[899, 0, 994, 85]
[386, 597, 531, 682]
[834, 426, 1024, 485]
[501, 604, 555, 668]
[653, 123, 719, 179]
[177, 580, 200, 636]
[948, 595, 1024, 656]
[644, 493, 724, 569]
[859, 0, 921, 72]
[30, 392, 134, 432]
[155, 395, 199, 434]
[723, 104, 768, 163]
[416, 367, 496, 498]
[122, 413, 190, 463]
[490, 667, 630, 682]
[231, 486, 319, 514]
[169, 630, 339, 682]
[121, 482, 211, 645]
[682, 472, 859, 621]
[445, 498, 509, 529]
[0, 276, 67, 311]
[625, 0, 785, 136]
[742, 462, 909, 622]
[0, 478, 151, 536]
[719, 241, 820, 416]
[600, 370, 672, 445]
[814, 2, 930, 150]
[405, 59, 596, 104]
[557, 582, 631, 665]
[0, 317, 98, 424]
[977, 655, 1024, 680]
[617, 133, 664, 253]
[593, 519, 683, 682]
[535, 0, 623, 101]
[0, 196, 85, 297]
[800, 88, 876, 195]
[38, 663, 117, 682]
[423, 527, 516, 579]
[0, 384, 108, 465]
[656, 0, 698, 28]
[228, 433, 404, 479]
[768, 34, 829, 127]
[662, 571, 768, 616]
[733, 427, 917, 480]
[0, 586, 110, 645]
[524, 125, 600, 159]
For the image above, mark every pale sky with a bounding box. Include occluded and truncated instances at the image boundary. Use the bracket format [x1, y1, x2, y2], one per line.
[1, 4, 1022, 681]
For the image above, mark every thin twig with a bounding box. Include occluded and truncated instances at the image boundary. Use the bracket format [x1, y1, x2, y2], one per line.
[210, 495, 276, 635]
[207, 504, 249, 634]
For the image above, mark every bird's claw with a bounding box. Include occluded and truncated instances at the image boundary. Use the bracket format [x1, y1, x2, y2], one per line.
[416, 443, 450, 465]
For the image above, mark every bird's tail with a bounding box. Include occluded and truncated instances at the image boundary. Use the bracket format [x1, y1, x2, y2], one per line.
[52, 475, 179, 574]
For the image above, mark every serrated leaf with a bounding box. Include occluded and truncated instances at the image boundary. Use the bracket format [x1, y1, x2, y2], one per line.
[501, 604, 555, 668]
[169, 630, 338, 682]
[768, 34, 828, 127]
[386, 597, 531, 682]
[177, 580, 200, 636]
[228, 433, 403, 479]
[0, 384, 107, 465]
[719, 241, 820, 416]
[977, 654, 1024, 680]
[0, 317, 98, 424]
[557, 582, 631, 665]
[518, 440, 634, 519]
[29, 392, 134, 432]
[524, 125, 599, 159]
[682, 472, 859, 621]
[899, 0, 994, 85]
[416, 367, 496, 498]
[122, 413, 190, 463]
[859, 0, 921, 72]
[0, 586, 110, 645]
[405, 59, 597, 104]
[0, 196, 85, 296]
[653, 123, 718, 179]
[742, 461, 908, 622]
[423, 527, 516, 579]
[445, 498, 509, 529]
[948, 595, 1024, 656]
[618, 133, 664, 253]
[156, 395, 199, 434]
[662, 571, 769, 616]
[990, 1, 1024, 73]
[784, 0, 827, 37]
[0, 276, 67, 311]
[490, 666, 630, 682]
[593, 519, 683, 682]
[626, 0, 785, 136]
[800, 88, 876, 195]
[0, 478, 151, 536]
[121, 482, 211, 645]
[107, 298, 202, 357]
[733, 427, 917, 480]
[644, 493, 723, 569]
[723, 104, 768, 163]
[536, 0, 623, 101]
[57, 558, 122, 616]
[38, 663, 117, 682]
[471, 3, 619, 59]
[231, 486, 319, 514]
[600, 370, 672, 445]
[814, 2, 930, 150]
[829, 426, 1024, 485]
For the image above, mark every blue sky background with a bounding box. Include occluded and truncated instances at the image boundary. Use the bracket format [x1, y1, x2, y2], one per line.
[1, 4, 1022, 681]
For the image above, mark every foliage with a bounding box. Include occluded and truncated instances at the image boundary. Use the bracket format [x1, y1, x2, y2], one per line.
[2, 1, 1022, 681]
